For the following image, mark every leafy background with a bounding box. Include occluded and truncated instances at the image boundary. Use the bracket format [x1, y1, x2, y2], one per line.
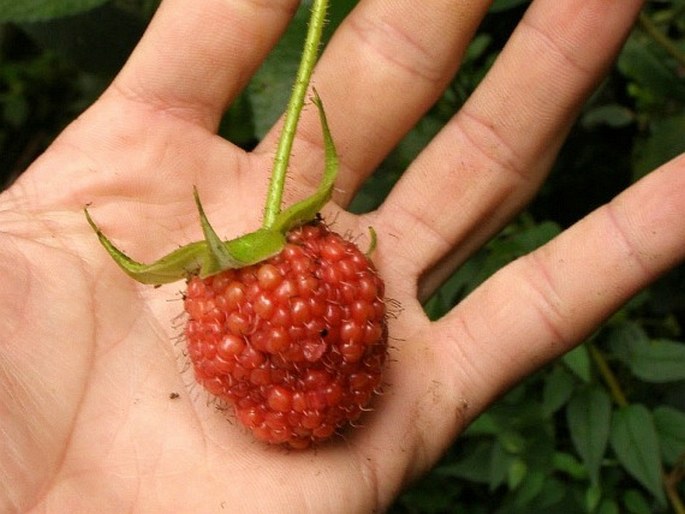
[1, 0, 684, 512]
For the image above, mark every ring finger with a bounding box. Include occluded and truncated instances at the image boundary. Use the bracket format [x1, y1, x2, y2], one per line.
[375, 0, 644, 297]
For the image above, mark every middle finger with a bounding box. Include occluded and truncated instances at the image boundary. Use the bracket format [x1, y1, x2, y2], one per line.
[255, 0, 491, 205]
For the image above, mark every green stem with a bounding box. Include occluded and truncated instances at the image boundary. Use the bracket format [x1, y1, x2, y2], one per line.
[666, 467, 685, 514]
[588, 343, 628, 407]
[262, 0, 329, 229]
[638, 12, 685, 70]
[589, 342, 685, 513]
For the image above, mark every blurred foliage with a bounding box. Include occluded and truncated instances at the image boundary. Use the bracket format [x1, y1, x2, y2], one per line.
[1, 0, 685, 512]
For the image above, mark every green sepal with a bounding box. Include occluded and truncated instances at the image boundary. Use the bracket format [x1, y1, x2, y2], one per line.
[365, 226, 378, 256]
[85, 86, 334, 285]
[85, 208, 285, 285]
[221, 228, 285, 268]
[84, 1, 349, 286]
[85, 208, 213, 284]
[271, 91, 339, 234]
[193, 186, 243, 270]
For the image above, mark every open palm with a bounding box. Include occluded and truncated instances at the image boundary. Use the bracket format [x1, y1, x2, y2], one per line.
[2, 0, 684, 512]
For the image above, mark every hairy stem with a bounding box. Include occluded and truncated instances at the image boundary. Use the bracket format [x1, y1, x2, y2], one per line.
[638, 12, 685, 70]
[262, 0, 329, 229]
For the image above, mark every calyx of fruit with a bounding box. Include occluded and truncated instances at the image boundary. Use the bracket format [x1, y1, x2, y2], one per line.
[85, 93, 338, 285]
[86, 0, 338, 285]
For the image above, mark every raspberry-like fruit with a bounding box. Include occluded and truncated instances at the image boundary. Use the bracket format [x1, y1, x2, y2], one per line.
[184, 222, 387, 448]
[84, 2, 386, 450]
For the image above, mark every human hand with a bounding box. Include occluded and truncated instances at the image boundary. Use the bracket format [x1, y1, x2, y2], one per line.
[2, 0, 684, 512]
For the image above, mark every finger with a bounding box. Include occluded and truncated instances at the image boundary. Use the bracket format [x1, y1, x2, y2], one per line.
[372, 155, 685, 486]
[110, 0, 299, 130]
[256, 0, 491, 205]
[434, 153, 685, 422]
[376, 0, 644, 294]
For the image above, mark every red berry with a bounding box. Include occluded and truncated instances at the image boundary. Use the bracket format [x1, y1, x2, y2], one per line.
[184, 222, 387, 448]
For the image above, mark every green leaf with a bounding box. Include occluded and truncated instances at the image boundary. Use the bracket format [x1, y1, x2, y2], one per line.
[623, 489, 653, 514]
[552, 452, 587, 480]
[653, 406, 685, 466]
[618, 34, 685, 104]
[463, 412, 499, 437]
[465, 33, 492, 62]
[525, 478, 569, 512]
[562, 345, 592, 383]
[512, 469, 546, 508]
[633, 114, 685, 179]
[435, 442, 492, 484]
[490, 441, 515, 490]
[582, 104, 635, 129]
[609, 322, 685, 382]
[608, 321, 649, 354]
[566, 386, 611, 484]
[507, 458, 527, 490]
[511, 219, 561, 253]
[542, 365, 576, 417]
[597, 498, 620, 514]
[489, 0, 530, 13]
[629, 337, 685, 383]
[498, 429, 527, 455]
[609, 404, 665, 505]
[2, 95, 29, 127]
[585, 482, 602, 513]
[0, 0, 108, 22]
